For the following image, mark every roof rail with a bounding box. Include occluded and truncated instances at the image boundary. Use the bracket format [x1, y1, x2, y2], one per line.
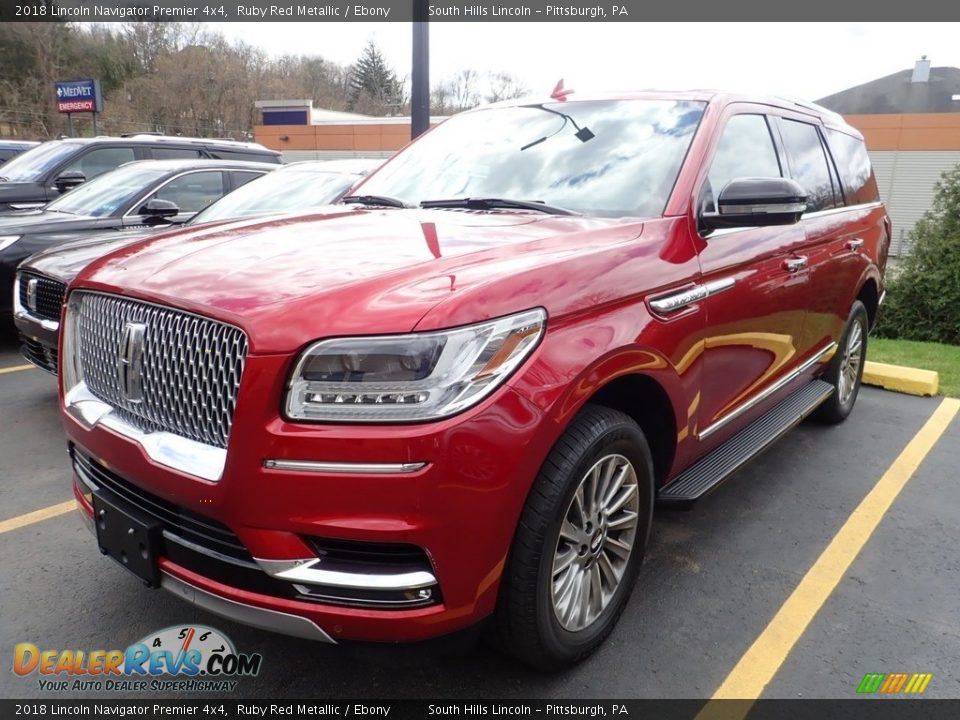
[776, 96, 843, 121]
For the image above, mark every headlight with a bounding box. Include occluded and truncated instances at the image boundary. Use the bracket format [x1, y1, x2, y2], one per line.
[0, 235, 21, 253]
[285, 308, 546, 422]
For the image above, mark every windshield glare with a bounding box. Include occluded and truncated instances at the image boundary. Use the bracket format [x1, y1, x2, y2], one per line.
[0, 141, 81, 182]
[354, 99, 705, 218]
[190, 168, 358, 224]
[45, 163, 168, 217]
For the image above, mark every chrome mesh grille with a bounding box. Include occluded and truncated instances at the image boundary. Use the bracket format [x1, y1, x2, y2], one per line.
[18, 271, 66, 322]
[74, 291, 248, 449]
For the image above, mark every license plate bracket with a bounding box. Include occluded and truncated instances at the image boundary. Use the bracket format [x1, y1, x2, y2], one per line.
[93, 492, 162, 588]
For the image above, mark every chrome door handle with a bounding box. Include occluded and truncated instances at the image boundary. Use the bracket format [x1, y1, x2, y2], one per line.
[783, 256, 808, 273]
[847, 238, 865, 251]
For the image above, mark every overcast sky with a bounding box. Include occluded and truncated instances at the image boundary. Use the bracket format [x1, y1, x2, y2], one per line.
[209, 22, 960, 103]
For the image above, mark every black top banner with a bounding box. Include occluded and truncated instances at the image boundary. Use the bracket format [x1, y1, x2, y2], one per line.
[2, 700, 959, 719]
[0, 0, 958, 21]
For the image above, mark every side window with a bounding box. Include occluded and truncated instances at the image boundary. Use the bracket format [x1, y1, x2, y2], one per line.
[702, 114, 782, 215]
[824, 129, 880, 206]
[61, 147, 137, 181]
[231, 171, 265, 190]
[150, 147, 204, 160]
[147, 172, 225, 214]
[778, 119, 839, 213]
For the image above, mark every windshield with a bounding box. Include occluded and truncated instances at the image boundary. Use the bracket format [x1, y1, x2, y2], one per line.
[0, 141, 81, 182]
[353, 99, 705, 218]
[190, 167, 359, 224]
[45, 163, 169, 217]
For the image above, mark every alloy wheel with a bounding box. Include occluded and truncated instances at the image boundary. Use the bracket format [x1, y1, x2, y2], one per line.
[551, 453, 640, 632]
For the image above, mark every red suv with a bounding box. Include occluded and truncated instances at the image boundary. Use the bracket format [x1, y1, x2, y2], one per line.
[61, 91, 888, 668]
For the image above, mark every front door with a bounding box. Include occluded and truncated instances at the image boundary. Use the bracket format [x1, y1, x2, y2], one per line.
[693, 109, 812, 444]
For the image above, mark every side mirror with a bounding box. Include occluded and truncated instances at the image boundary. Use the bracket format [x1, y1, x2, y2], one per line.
[139, 198, 180, 220]
[54, 171, 86, 193]
[701, 177, 807, 232]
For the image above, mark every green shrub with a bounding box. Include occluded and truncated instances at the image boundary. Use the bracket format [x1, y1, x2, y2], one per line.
[874, 166, 960, 345]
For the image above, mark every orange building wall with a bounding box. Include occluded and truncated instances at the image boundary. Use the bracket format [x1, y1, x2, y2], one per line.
[844, 113, 960, 151]
[254, 123, 425, 153]
[256, 114, 960, 154]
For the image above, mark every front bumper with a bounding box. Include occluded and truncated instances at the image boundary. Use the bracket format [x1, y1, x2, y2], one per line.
[65, 371, 557, 644]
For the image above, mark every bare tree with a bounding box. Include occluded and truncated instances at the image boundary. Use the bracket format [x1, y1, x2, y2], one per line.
[486, 72, 529, 103]
[448, 69, 480, 111]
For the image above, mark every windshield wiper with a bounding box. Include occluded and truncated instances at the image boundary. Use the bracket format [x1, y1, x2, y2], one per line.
[420, 197, 579, 216]
[341, 194, 409, 209]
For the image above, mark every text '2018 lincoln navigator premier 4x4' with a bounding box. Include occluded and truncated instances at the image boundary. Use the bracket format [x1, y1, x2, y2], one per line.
[61, 91, 889, 668]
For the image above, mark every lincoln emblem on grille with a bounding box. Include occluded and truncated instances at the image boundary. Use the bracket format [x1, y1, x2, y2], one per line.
[117, 321, 147, 403]
[25, 278, 38, 313]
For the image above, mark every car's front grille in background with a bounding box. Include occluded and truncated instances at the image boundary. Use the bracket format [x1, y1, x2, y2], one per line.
[72, 291, 248, 448]
[18, 272, 66, 322]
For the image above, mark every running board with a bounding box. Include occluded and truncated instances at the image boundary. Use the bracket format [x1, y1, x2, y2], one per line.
[658, 379, 834, 506]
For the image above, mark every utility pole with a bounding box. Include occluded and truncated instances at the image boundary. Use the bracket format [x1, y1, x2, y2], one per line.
[411, 0, 430, 140]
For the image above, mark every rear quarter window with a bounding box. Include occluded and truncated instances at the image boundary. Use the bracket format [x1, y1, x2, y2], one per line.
[778, 119, 840, 213]
[825, 129, 880, 206]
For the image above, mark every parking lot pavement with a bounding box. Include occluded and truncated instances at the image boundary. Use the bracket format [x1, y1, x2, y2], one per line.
[1, 329, 957, 700]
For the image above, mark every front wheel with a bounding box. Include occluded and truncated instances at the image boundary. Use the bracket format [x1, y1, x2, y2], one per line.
[495, 405, 654, 669]
[813, 300, 869, 424]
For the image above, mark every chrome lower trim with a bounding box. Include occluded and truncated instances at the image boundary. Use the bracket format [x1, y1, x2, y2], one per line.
[256, 557, 438, 591]
[292, 584, 435, 607]
[697, 341, 837, 441]
[64, 383, 226, 482]
[160, 571, 335, 643]
[263, 459, 427, 474]
[649, 276, 736, 315]
[879, 289, 887, 306]
[14, 309, 59, 332]
[161, 531, 260, 570]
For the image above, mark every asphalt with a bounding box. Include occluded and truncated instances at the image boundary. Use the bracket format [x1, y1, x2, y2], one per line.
[0, 329, 957, 700]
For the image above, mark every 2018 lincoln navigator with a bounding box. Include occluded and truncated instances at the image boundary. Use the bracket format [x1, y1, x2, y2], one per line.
[60, 91, 889, 668]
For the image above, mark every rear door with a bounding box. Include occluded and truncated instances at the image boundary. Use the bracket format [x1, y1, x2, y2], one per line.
[692, 108, 811, 443]
[772, 117, 877, 363]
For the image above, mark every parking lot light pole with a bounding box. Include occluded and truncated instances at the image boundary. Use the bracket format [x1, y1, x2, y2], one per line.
[411, 0, 430, 140]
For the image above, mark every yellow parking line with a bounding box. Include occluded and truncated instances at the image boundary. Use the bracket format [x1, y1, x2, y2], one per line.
[0, 364, 35, 375]
[0, 501, 76, 535]
[698, 397, 960, 715]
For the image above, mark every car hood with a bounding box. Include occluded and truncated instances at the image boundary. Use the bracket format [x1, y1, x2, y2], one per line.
[21, 229, 155, 282]
[24, 216, 254, 282]
[77, 207, 643, 353]
[0, 181, 46, 206]
[0, 209, 97, 235]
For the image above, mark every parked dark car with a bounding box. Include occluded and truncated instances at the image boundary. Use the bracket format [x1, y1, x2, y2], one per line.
[60, 91, 889, 667]
[0, 140, 40, 166]
[1, 158, 276, 323]
[0, 134, 281, 212]
[13, 159, 378, 372]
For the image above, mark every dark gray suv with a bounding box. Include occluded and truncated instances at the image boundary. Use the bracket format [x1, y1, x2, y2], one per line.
[0, 134, 281, 212]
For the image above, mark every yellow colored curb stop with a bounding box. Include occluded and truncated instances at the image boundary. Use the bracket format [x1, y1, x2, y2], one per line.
[863, 361, 939, 397]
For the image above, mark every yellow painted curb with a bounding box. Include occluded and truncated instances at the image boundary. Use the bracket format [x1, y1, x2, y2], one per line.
[863, 361, 939, 397]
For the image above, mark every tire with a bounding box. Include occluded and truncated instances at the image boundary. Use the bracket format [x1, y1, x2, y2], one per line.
[813, 300, 869, 424]
[495, 404, 655, 669]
